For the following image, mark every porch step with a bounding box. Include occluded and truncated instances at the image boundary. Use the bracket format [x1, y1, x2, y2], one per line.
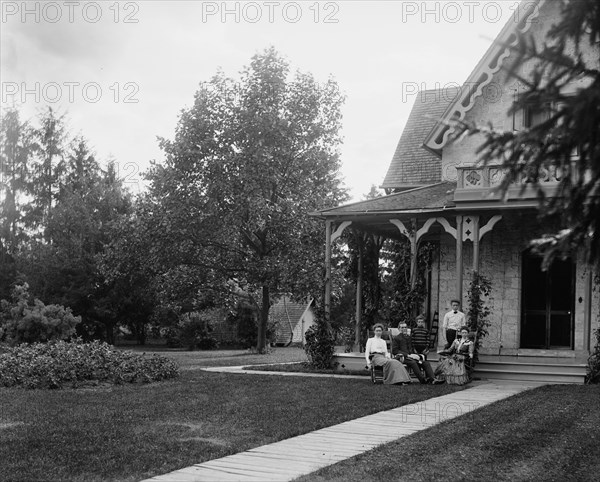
[474, 362, 586, 384]
[476, 361, 586, 375]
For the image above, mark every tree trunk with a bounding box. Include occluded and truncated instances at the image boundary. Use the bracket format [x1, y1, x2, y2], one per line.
[257, 285, 269, 353]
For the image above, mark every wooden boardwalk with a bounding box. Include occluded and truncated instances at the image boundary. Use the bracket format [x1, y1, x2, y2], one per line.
[142, 381, 540, 482]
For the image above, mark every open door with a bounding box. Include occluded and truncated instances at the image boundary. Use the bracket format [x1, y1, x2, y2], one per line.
[520, 253, 574, 349]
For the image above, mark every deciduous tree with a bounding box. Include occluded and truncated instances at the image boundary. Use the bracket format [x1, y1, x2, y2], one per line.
[147, 48, 347, 351]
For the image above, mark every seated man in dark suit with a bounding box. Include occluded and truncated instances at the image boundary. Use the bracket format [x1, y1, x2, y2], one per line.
[392, 323, 442, 385]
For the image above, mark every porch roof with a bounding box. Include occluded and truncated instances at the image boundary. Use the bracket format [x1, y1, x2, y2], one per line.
[313, 182, 457, 219]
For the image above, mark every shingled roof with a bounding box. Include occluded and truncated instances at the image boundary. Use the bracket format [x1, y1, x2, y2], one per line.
[316, 181, 457, 217]
[381, 88, 459, 191]
[270, 296, 313, 346]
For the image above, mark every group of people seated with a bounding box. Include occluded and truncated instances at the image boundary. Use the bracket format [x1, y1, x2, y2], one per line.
[365, 306, 475, 386]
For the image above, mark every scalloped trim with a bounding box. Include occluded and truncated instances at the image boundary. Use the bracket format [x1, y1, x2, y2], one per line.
[426, 0, 545, 152]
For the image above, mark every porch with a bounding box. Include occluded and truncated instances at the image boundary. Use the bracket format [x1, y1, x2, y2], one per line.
[312, 183, 595, 385]
[330, 352, 587, 384]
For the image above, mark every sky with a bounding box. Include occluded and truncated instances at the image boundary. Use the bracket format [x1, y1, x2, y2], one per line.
[1, 0, 523, 200]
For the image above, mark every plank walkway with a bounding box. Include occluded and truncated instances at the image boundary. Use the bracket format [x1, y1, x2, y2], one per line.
[142, 379, 541, 482]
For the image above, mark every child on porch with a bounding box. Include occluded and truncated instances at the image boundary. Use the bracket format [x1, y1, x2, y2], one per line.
[411, 315, 430, 355]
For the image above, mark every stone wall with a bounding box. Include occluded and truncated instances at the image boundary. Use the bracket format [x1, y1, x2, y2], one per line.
[435, 212, 595, 355]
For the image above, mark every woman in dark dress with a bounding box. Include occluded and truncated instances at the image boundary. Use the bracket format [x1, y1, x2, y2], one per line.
[435, 326, 474, 385]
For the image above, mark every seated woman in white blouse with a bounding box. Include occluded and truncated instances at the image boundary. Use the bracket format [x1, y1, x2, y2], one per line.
[365, 323, 411, 385]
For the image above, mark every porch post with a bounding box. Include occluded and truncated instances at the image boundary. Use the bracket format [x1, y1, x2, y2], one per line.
[472, 217, 480, 273]
[324, 220, 332, 324]
[409, 218, 418, 289]
[456, 215, 464, 302]
[354, 233, 364, 351]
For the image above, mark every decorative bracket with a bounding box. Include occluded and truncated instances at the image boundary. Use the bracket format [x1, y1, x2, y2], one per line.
[435, 217, 458, 240]
[417, 218, 437, 243]
[389, 219, 410, 240]
[479, 215, 502, 241]
[331, 221, 352, 243]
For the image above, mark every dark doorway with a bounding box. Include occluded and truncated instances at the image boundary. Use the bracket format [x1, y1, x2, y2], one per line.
[520, 253, 574, 349]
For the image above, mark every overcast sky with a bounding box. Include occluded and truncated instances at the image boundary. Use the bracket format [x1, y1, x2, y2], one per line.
[1, 1, 523, 200]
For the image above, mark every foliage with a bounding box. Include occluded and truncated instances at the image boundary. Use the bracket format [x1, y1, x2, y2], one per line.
[466, 272, 492, 364]
[0, 353, 465, 482]
[304, 309, 336, 369]
[144, 47, 347, 352]
[0, 338, 179, 389]
[383, 239, 436, 329]
[344, 232, 385, 345]
[586, 328, 600, 384]
[453, 0, 600, 267]
[334, 325, 355, 353]
[227, 301, 277, 349]
[342, 226, 436, 349]
[0, 283, 81, 346]
[176, 311, 221, 351]
[0, 108, 134, 343]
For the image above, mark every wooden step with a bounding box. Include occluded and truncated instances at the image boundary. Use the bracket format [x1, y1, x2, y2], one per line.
[476, 361, 586, 375]
[474, 367, 585, 384]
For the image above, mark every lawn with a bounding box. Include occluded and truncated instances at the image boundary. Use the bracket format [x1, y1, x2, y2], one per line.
[0, 347, 464, 482]
[294, 383, 600, 482]
[242, 361, 375, 377]
[123, 344, 310, 368]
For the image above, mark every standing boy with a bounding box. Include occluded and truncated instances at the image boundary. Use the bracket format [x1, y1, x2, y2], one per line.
[411, 315, 430, 354]
[442, 299, 465, 349]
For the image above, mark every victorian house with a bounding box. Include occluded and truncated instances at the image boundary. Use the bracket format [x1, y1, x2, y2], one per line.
[314, 0, 597, 383]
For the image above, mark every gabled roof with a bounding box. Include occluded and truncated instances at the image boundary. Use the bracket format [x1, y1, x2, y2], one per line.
[315, 182, 457, 218]
[423, 0, 546, 155]
[270, 296, 313, 345]
[381, 88, 459, 190]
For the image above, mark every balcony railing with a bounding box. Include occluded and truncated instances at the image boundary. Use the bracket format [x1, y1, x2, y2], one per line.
[454, 164, 562, 203]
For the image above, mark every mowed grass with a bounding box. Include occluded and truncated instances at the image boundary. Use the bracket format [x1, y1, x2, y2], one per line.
[295, 383, 600, 482]
[124, 344, 311, 368]
[243, 361, 373, 377]
[0, 348, 464, 482]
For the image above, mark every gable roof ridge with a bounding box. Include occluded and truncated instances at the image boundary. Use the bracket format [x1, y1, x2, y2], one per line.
[423, 0, 546, 155]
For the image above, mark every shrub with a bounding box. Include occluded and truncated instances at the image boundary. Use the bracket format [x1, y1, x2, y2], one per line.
[0, 338, 179, 389]
[229, 302, 277, 349]
[586, 328, 600, 384]
[176, 311, 222, 350]
[304, 314, 336, 369]
[0, 283, 81, 346]
[197, 335, 219, 350]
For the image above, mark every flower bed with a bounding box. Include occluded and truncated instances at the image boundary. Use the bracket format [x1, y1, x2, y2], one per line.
[0, 339, 179, 389]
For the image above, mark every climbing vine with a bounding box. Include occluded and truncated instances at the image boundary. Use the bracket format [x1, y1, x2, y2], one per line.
[466, 272, 493, 365]
[586, 272, 600, 384]
[383, 240, 436, 329]
[345, 231, 385, 347]
[344, 228, 436, 350]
